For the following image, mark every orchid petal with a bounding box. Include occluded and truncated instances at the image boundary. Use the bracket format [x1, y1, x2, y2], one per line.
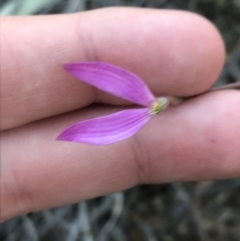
[57, 108, 153, 145]
[64, 62, 155, 107]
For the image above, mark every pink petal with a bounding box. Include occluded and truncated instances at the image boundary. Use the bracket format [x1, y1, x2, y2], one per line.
[64, 62, 155, 107]
[57, 108, 153, 145]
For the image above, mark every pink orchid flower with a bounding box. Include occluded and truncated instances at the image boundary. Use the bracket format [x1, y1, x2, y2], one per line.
[57, 62, 171, 145]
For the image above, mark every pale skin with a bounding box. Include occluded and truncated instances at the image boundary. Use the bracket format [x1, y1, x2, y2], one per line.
[1, 8, 240, 222]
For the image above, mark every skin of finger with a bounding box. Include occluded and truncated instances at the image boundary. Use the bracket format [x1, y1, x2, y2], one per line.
[0, 8, 225, 130]
[1, 91, 240, 222]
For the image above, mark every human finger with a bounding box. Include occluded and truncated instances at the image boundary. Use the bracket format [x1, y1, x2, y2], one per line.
[1, 90, 240, 221]
[1, 8, 225, 130]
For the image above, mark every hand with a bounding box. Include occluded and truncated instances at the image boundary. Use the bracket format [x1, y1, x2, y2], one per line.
[1, 8, 239, 222]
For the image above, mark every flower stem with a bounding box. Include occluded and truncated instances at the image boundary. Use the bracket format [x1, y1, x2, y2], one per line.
[169, 82, 240, 105]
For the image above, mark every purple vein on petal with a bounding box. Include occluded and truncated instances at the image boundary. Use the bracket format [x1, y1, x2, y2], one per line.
[64, 62, 156, 107]
[57, 108, 153, 145]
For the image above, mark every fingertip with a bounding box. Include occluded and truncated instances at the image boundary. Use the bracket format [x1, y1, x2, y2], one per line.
[158, 10, 226, 96]
[187, 12, 225, 94]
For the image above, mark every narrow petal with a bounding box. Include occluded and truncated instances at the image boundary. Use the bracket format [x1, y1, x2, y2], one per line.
[64, 62, 155, 107]
[57, 108, 153, 145]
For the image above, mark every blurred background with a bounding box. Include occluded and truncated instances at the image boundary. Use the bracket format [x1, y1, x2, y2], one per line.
[1, 0, 240, 241]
